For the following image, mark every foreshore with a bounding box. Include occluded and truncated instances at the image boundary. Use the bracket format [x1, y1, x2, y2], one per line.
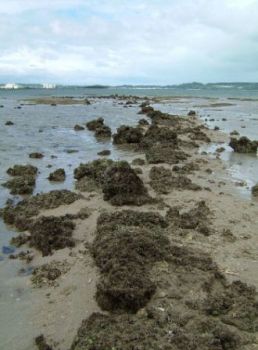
[1, 97, 258, 349]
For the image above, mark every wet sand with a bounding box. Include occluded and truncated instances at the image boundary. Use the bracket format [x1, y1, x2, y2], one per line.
[1, 96, 258, 349]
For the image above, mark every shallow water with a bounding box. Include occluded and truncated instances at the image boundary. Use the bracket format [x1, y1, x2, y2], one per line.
[0, 87, 258, 349]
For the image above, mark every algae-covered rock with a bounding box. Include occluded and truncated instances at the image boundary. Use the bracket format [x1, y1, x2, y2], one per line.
[102, 161, 150, 205]
[97, 150, 111, 156]
[113, 125, 143, 145]
[141, 125, 178, 149]
[74, 124, 85, 131]
[138, 118, 149, 126]
[229, 136, 258, 153]
[92, 210, 170, 312]
[7, 164, 38, 177]
[29, 152, 44, 159]
[86, 118, 104, 131]
[251, 184, 258, 197]
[2, 190, 80, 231]
[132, 158, 145, 166]
[2, 175, 36, 195]
[146, 144, 189, 164]
[5, 121, 14, 126]
[95, 125, 111, 138]
[31, 260, 71, 287]
[35, 335, 53, 350]
[29, 216, 75, 256]
[48, 168, 66, 182]
[150, 166, 201, 194]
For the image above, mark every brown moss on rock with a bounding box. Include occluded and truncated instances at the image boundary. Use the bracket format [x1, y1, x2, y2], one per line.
[92, 210, 170, 312]
[94, 125, 111, 138]
[102, 161, 150, 206]
[29, 216, 75, 256]
[2, 190, 80, 231]
[29, 152, 44, 159]
[141, 125, 178, 149]
[251, 184, 258, 197]
[132, 158, 145, 166]
[146, 144, 189, 164]
[86, 118, 104, 131]
[31, 260, 71, 287]
[113, 125, 144, 145]
[2, 175, 36, 195]
[229, 136, 258, 153]
[48, 168, 66, 182]
[7, 164, 38, 177]
[150, 166, 201, 194]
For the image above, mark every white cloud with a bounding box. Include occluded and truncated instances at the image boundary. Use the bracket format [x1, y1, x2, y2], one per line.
[0, 0, 258, 83]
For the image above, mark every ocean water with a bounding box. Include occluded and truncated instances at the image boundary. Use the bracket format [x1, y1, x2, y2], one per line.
[0, 86, 258, 349]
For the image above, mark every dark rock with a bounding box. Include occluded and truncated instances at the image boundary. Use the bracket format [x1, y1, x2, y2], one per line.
[230, 130, 240, 136]
[86, 118, 104, 131]
[7, 164, 38, 177]
[35, 335, 53, 350]
[95, 125, 111, 138]
[229, 136, 258, 153]
[74, 124, 85, 131]
[2, 175, 36, 195]
[29, 215, 75, 256]
[251, 184, 258, 197]
[102, 161, 150, 206]
[29, 152, 44, 159]
[5, 121, 14, 126]
[97, 150, 111, 156]
[188, 110, 196, 116]
[146, 144, 188, 164]
[113, 125, 143, 145]
[138, 118, 149, 126]
[48, 168, 66, 182]
[132, 158, 145, 166]
[141, 125, 178, 149]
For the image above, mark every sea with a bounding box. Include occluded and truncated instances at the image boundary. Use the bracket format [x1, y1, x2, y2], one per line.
[0, 84, 258, 349]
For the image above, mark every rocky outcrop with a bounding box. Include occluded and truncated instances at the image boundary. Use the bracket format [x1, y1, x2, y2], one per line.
[48, 168, 66, 182]
[229, 136, 258, 153]
[113, 125, 143, 145]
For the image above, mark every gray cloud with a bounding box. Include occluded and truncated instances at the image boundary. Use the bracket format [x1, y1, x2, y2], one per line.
[0, 0, 257, 84]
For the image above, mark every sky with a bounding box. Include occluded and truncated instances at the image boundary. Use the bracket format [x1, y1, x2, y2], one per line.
[0, 0, 258, 85]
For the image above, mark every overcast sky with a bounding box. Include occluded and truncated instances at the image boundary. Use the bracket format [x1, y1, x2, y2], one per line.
[0, 0, 257, 84]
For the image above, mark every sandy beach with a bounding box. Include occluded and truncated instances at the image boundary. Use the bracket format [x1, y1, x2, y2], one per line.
[0, 94, 258, 350]
[1, 95, 258, 350]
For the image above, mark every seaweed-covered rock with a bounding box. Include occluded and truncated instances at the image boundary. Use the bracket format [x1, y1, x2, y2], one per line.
[95, 125, 111, 138]
[138, 118, 149, 126]
[229, 137, 258, 153]
[230, 130, 240, 136]
[113, 125, 143, 145]
[141, 125, 178, 149]
[251, 184, 258, 197]
[150, 166, 201, 194]
[7, 164, 38, 177]
[74, 124, 85, 131]
[92, 211, 170, 312]
[2, 175, 36, 195]
[5, 120, 14, 126]
[97, 150, 111, 156]
[146, 144, 189, 164]
[132, 158, 145, 166]
[48, 168, 66, 182]
[86, 118, 104, 131]
[35, 335, 53, 350]
[31, 260, 70, 287]
[138, 106, 154, 115]
[29, 152, 44, 159]
[102, 161, 150, 205]
[188, 110, 196, 116]
[29, 216, 75, 256]
[188, 126, 211, 143]
[2, 190, 80, 231]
